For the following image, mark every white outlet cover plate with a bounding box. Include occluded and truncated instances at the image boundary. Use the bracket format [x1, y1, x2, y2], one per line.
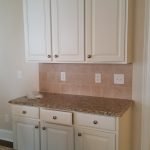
[114, 74, 124, 85]
[60, 72, 66, 81]
[95, 73, 101, 83]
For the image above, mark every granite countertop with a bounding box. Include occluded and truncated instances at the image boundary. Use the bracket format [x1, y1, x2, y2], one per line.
[9, 93, 133, 117]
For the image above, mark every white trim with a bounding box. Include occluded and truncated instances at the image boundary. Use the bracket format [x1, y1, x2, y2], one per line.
[0, 129, 13, 142]
[141, 0, 150, 149]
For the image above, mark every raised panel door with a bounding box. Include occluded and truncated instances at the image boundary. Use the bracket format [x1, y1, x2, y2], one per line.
[75, 128, 115, 150]
[13, 117, 40, 150]
[23, 0, 51, 62]
[51, 0, 84, 62]
[41, 123, 74, 150]
[86, 0, 126, 63]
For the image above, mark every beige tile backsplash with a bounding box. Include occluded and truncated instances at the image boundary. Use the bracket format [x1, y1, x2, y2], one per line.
[39, 64, 132, 99]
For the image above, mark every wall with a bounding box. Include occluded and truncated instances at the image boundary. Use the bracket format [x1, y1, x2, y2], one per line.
[132, 0, 145, 149]
[0, 0, 39, 135]
[39, 64, 132, 99]
[140, 0, 150, 147]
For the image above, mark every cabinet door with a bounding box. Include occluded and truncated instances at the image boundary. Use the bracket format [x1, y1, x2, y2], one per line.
[23, 0, 51, 62]
[86, 0, 126, 63]
[51, 0, 84, 62]
[75, 128, 115, 150]
[13, 117, 40, 150]
[41, 123, 74, 150]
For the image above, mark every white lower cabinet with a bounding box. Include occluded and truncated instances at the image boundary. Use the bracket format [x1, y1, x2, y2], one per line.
[75, 128, 115, 150]
[41, 123, 74, 150]
[11, 105, 131, 150]
[13, 116, 40, 150]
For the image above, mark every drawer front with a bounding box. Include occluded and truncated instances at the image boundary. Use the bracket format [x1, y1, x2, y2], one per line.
[12, 105, 39, 119]
[40, 109, 72, 125]
[75, 112, 116, 131]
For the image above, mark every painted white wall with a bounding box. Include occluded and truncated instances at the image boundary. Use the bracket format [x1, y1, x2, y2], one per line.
[132, 0, 145, 149]
[0, 0, 39, 130]
[141, 0, 150, 149]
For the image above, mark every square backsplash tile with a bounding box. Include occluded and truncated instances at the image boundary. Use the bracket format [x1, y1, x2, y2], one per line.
[39, 64, 132, 99]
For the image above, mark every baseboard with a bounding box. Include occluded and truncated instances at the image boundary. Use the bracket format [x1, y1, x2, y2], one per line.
[0, 129, 13, 142]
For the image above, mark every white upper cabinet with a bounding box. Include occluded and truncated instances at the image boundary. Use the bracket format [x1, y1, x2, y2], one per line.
[51, 0, 84, 62]
[23, 0, 51, 62]
[85, 0, 132, 63]
[23, 0, 132, 63]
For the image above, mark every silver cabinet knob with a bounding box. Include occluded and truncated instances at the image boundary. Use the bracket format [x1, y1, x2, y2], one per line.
[87, 55, 92, 58]
[53, 116, 57, 120]
[48, 55, 51, 58]
[42, 127, 46, 130]
[35, 125, 39, 129]
[22, 110, 27, 114]
[78, 133, 82, 136]
[93, 120, 98, 125]
[54, 55, 59, 58]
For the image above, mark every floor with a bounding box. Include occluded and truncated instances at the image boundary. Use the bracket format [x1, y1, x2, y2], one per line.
[0, 140, 13, 150]
[0, 146, 13, 150]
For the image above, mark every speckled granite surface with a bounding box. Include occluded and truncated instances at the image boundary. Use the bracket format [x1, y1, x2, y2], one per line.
[9, 93, 133, 117]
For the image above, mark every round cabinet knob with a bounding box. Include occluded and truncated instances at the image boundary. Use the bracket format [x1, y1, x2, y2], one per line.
[48, 55, 51, 58]
[87, 55, 92, 58]
[53, 116, 57, 120]
[93, 120, 98, 125]
[22, 110, 27, 114]
[78, 133, 82, 137]
[42, 127, 46, 130]
[35, 125, 39, 129]
[54, 55, 59, 58]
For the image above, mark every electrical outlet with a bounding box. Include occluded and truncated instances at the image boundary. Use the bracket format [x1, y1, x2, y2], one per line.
[114, 74, 124, 85]
[60, 72, 66, 81]
[95, 73, 101, 83]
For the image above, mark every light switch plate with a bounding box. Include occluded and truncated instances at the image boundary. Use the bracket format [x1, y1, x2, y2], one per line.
[114, 74, 124, 84]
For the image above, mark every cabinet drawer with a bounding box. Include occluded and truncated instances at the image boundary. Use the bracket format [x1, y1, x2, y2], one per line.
[12, 105, 39, 119]
[75, 112, 116, 131]
[40, 109, 72, 125]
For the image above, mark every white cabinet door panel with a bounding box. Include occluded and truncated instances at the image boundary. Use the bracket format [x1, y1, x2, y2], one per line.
[41, 123, 74, 150]
[51, 0, 84, 62]
[86, 0, 126, 63]
[75, 128, 115, 150]
[13, 117, 40, 150]
[23, 0, 51, 62]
